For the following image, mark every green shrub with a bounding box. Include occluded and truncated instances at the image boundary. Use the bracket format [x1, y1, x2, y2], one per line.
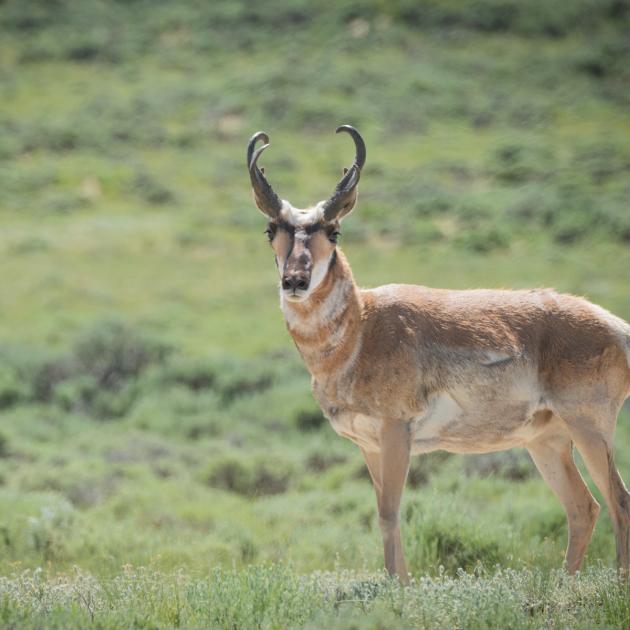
[390, 0, 625, 35]
[407, 452, 451, 488]
[27, 353, 73, 403]
[0, 432, 9, 458]
[400, 221, 444, 246]
[464, 450, 536, 481]
[488, 143, 555, 185]
[575, 34, 630, 79]
[306, 450, 348, 473]
[25, 500, 77, 564]
[72, 320, 171, 390]
[52, 376, 138, 419]
[295, 408, 327, 432]
[608, 206, 630, 243]
[550, 203, 598, 244]
[570, 142, 630, 184]
[40, 191, 87, 214]
[0, 366, 28, 409]
[147, 356, 217, 392]
[146, 353, 290, 406]
[213, 360, 275, 405]
[131, 171, 175, 206]
[51, 375, 99, 415]
[202, 451, 296, 496]
[0, 322, 171, 418]
[34, 320, 171, 418]
[527, 506, 567, 541]
[506, 186, 559, 225]
[405, 501, 511, 574]
[127, 385, 223, 438]
[455, 226, 510, 253]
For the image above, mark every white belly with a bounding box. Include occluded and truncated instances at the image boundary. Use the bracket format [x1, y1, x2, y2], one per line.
[410, 387, 546, 454]
[327, 385, 548, 455]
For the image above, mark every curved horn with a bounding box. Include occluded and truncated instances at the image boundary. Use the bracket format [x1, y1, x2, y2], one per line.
[322, 125, 366, 222]
[247, 131, 282, 218]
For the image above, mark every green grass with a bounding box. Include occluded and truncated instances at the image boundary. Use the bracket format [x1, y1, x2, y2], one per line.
[1, 0, 630, 626]
[2, 565, 630, 629]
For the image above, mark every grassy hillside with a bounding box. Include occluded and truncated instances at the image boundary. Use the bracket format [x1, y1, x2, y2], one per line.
[1, 0, 630, 626]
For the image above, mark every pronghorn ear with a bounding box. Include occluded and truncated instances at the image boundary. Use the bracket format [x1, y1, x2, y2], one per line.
[327, 167, 357, 221]
[322, 125, 365, 222]
[247, 131, 283, 219]
[335, 187, 358, 220]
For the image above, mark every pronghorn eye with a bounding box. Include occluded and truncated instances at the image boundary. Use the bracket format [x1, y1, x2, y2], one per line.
[329, 230, 340, 244]
[264, 226, 276, 241]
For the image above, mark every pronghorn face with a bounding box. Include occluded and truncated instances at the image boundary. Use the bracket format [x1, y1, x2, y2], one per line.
[266, 206, 340, 302]
[247, 125, 365, 303]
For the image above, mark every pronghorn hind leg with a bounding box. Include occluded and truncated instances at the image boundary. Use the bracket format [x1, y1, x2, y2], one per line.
[527, 430, 600, 573]
[562, 418, 630, 575]
[377, 420, 411, 584]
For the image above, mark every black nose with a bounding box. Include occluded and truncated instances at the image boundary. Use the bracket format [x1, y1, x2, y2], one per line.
[282, 273, 309, 292]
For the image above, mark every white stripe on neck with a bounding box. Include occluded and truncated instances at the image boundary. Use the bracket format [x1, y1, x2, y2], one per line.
[282, 276, 353, 335]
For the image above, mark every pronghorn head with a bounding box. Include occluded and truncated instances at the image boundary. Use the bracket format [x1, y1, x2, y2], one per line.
[247, 125, 366, 303]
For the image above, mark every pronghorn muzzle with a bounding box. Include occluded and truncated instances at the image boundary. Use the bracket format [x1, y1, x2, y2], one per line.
[282, 272, 310, 293]
[281, 234, 313, 295]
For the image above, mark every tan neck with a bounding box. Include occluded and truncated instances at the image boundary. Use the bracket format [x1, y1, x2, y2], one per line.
[282, 249, 363, 380]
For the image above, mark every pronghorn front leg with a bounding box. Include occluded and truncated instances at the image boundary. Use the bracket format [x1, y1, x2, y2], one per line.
[377, 420, 411, 583]
[361, 446, 408, 582]
[361, 448, 383, 500]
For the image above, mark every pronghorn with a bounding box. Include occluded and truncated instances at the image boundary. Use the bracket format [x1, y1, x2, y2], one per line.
[247, 125, 630, 582]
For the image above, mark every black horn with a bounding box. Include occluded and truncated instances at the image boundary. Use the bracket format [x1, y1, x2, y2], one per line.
[247, 131, 282, 218]
[322, 125, 366, 222]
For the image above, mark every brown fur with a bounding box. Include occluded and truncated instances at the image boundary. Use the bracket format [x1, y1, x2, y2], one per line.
[286, 252, 630, 421]
[279, 244, 630, 581]
[252, 137, 630, 581]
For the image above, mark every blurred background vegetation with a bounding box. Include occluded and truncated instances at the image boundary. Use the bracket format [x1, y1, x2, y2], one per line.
[0, 0, 630, 625]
